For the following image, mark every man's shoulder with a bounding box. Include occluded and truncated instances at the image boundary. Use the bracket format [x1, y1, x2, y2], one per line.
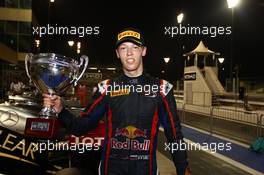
[97, 79, 111, 94]
[143, 74, 173, 96]
[97, 75, 123, 93]
[159, 79, 173, 96]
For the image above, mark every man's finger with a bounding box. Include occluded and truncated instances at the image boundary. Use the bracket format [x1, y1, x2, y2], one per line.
[42, 94, 60, 101]
[43, 101, 53, 105]
[42, 94, 50, 98]
[51, 95, 59, 100]
[43, 100, 53, 104]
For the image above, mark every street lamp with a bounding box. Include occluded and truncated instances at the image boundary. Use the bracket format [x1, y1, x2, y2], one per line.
[218, 57, 225, 64]
[68, 41, 81, 54]
[164, 57, 170, 64]
[77, 42, 81, 48]
[218, 57, 225, 87]
[177, 12, 185, 71]
[77, 42, 81, 54]
[89, 67, 98, 70]
[68, 40, 75, 56]
[34, 39, 41, 53]
[177, 13, 184, 24]
[218, 57, 225, 74]
[227, 0, 240, 8]
[68, 41, 74, 47]
[226, 0, 240, 93]
[106, 68, 116, 71]
[48, 0, 55, 20]
[163, 57, 170, 79]
[35, 39, 40, 48]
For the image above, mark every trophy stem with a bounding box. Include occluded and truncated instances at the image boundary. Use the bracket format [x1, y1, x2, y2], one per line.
[39, 106, 57, 118]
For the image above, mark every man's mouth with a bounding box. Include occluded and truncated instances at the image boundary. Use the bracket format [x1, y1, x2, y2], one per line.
[126, 58, 135, 64]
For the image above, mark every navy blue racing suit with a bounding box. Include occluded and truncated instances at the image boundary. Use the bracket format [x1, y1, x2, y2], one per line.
[58, 73, 190, 175]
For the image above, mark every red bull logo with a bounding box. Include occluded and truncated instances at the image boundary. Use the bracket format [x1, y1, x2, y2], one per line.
[115, 126, 147, 139]
[111, 138, 150, 151]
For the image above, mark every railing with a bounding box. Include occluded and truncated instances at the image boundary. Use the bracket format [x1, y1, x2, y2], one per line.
[177, 102, 264, 144]
[257, 114, 263, 138]
[184, 91, 212, 107]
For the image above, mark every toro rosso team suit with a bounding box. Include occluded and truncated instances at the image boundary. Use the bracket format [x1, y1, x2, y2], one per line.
[58, 73, 190, 175]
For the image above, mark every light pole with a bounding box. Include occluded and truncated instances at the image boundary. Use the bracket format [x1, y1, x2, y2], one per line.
[218, 57, 225, 86]
[68, 40, 74, 55]
[47, 0, 54, 51]
[163, 57, 170, 79]
[48, 0, 54, 24]
[177, 12, 184, 85]
[226, 0, 240, 92]
[177, 13, 184, 50]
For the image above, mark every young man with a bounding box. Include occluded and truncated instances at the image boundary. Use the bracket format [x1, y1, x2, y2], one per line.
[43, 27, 191, 175]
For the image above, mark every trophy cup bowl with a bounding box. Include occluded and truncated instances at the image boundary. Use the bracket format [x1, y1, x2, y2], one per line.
[24, 53, 89, 139]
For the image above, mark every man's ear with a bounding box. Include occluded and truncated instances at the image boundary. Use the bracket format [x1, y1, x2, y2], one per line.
[115, 49, 120, 58]
[142, 47, 147, 57]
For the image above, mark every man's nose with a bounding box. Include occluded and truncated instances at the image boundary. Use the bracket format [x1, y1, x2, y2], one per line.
[126, 47, 133, 56]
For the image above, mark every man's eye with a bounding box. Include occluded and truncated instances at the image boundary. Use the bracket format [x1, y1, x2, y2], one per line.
[134, 46, 139, 49]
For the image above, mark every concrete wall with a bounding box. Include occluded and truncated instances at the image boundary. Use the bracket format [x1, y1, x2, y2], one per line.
[184, 66, 212, 106]
[204, 67, 225, 94]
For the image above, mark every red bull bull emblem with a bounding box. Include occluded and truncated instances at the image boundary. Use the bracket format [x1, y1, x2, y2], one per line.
[115, 126, 147, 139]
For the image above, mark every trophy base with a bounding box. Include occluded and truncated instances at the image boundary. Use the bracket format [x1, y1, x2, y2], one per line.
[25, 118, 61, 139]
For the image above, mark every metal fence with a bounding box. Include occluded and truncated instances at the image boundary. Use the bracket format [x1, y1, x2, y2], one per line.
[184, 91, 212, 107]
[177, 102, 264, 144]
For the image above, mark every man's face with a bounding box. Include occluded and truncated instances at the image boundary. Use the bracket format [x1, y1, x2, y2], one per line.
[116, 42, 147, 73]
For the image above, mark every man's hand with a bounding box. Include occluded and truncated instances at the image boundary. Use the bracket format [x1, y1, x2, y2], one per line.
[184, 167, 191, 175]
[43, 94, 63, 114]
[176, 163, 191, 175]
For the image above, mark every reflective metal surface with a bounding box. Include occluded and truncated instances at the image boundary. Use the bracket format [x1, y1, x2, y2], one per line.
[0, 101, 39, 134]
[25, 53, 89, 117]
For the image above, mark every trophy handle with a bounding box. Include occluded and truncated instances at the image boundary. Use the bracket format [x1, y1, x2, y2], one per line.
[25, 53, 33, 82]
[72, 55, 89, 86]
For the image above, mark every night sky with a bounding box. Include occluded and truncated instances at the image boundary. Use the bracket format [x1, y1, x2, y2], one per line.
[32, 0, 264, 81]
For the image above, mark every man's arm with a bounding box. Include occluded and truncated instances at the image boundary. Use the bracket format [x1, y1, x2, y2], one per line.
[45, 80, 109, 136]
[58, 91, 107, 136]
[159, 80, 191, 175]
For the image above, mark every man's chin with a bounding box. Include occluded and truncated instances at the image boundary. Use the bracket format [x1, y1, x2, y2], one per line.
[124, 65, 138, 71]
[123, 68, 141, 72]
